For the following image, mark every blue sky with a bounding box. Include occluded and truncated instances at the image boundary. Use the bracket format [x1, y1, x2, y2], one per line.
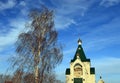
[0, 0, 120, 83]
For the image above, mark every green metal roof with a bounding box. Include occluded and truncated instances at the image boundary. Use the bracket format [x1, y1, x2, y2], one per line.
[65, 68, 70, 75]
[90, 67, 95, 74]
[71, 45, 90, 62]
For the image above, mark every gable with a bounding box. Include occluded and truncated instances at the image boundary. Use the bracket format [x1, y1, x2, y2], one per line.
[71, 45, 90, 62]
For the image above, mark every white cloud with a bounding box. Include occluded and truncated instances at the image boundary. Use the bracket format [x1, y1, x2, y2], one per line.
[52, 0, 93, 16]
[55, 16, 77, 30]
[49, 0, 95, 30]
[0, 18, 26, 50]
[84, 35, 120, 51]
[100, 0, 120, 7]
[0, 18, 27, 74]
[63, 48, 76, 55]
[93, 57, 120, 74]
[20, 8, 28, 16]
[19, 1, 26, 6]
[0, 0, 16, 11]
[82, 17, 120, 51]
[17, 1, 29, 16]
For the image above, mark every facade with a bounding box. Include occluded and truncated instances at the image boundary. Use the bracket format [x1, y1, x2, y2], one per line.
[65, 39, 95, 83]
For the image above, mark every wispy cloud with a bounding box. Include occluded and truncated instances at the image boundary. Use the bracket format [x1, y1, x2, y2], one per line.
[0, 17, 27, 74]
[51, 0, 94, 15]
[55, 16, 77, 29]
[58, 15, 120, 52]
[93, 57, 120, 74]
[82, 16, 120, 51]
[43, 0, 96, 30]
[0, 18, 26, 51]
[100, 0, 120, 7]
[19, 1, 26, 7]
[0, 0, 16, 11]
[63, 48, 76, 55]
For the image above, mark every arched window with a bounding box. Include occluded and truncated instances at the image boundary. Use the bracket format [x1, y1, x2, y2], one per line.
[74, 63, 83, 77]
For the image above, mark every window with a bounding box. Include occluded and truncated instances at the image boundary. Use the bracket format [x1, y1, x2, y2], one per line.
[74, 63, 83, 77]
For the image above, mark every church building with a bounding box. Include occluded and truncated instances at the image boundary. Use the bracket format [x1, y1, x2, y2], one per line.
[65, 39, 96, 83]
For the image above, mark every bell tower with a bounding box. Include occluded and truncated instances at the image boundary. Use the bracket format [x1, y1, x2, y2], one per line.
[65, 39, 96, 83]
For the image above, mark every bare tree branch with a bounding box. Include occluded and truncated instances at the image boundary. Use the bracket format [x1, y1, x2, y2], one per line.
[8, 7, 63, 83]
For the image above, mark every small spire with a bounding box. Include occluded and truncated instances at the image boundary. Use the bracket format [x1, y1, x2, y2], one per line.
[100, 76, 102, 79]
[78, 38, 82, 45]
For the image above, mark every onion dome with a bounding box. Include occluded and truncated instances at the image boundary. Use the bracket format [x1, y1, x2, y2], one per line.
[98, 76, 104, 83]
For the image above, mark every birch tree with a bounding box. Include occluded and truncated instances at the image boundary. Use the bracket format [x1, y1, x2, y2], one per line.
[10, 7, 63, 83]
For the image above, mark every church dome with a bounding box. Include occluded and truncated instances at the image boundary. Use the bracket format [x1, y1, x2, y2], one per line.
[98, 76, 104, 83]
[98, 79, 104, 83]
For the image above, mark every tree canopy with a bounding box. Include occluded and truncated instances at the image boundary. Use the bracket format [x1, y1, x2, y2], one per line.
[8, 7, 63, 83]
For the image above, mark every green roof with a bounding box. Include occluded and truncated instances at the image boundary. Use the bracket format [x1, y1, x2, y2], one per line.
[71, 45, 90, 62]
[65, 68, 70, 75]
[90, 67, 95, 74]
